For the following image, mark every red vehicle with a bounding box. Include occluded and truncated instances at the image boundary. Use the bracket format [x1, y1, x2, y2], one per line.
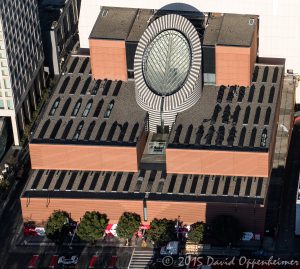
[88, 255, 99, 269]
[23, 226, 38, 236]
[27, 255, 39, 269]
[107, 256, 117, 269]
[133, 224, 151, 238]
[48, 255, 58, 268]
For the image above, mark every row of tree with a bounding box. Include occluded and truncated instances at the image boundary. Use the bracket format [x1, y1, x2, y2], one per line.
[45, 210, 243, 246]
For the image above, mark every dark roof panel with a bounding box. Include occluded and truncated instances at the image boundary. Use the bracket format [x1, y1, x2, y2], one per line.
[90, 7, 137, 40]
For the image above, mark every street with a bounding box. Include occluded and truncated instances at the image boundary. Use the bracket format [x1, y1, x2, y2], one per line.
[275, 125, 300, 256]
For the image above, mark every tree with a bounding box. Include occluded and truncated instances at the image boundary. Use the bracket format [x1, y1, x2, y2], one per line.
[45, 210, 70, 244]
[188, 222, 205, 244]
[76, 211, 108, 242]
[116, 212, 141, 244]
[211, 215, 243, 245]
[0, 177, 9, 192]
[148, 218, 177, 246]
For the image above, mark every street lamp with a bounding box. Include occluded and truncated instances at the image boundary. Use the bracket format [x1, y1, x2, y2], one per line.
[68, 218, 79, 250]
[176, 215, 180, 239]
[143, 193, 149, 222]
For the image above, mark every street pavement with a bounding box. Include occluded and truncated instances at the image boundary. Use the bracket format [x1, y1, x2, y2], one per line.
[3, 246, 133, 269]
[275, 125, 300, 257]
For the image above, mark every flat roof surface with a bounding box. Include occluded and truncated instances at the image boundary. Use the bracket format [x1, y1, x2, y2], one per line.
[217, 14, 257, 46]
[168, 64, 283, 151]
[89, 7, 137, 40]
[31, 56, 147, 145]
[126, 9, 153, 42]
[23, 169, 267, 204]
[203, 16, 222, 46]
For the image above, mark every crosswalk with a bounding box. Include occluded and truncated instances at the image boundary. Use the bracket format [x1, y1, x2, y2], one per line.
[128, 249, 154, 269]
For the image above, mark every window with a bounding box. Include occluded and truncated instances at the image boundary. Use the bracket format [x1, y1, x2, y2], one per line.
[243, 106, 251, 124]
[49, 98, 60, 116]
[5, 91, 11, 97]
[262, 66, 269, 82]
[264, 107, 271, 125]
[1, 69, 8, 76]
[82, 99, 93, 117]
[272, 67, 279, 83]
[59, 76, 71, 94]
[93, 99, 104, 117]
[62, 120, 73, 139]
[7, 99, 13, 110]
[4, 79, 11, 89]
[253, 107, 261, 124]
[0, 100, 4, 109]
[71, 99, 82, 116]
[104, 100, 114, 119]
[73, 121, 84, 140]
[91, 80, 101, 95]
[268, 86, 275, 103]
[0, 61, 7, 67]
[143, 30, 191, 96]
[258, 85, 265, 103]
[70, 76, 81, 94]
[60, 98, 71, 116]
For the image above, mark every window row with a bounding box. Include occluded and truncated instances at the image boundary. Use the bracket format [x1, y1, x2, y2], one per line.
[49, 97, 115, 119]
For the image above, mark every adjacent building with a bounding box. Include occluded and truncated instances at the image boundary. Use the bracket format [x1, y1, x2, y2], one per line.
[0, 0, 45, 145]
[38, 0, 80, 76]
[21, 7, 293, 235]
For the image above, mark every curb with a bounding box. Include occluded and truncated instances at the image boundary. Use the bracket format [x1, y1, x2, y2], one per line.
[16, 241, 135, 248]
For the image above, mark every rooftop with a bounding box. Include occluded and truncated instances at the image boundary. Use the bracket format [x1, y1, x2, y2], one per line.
[203, 16, 222, 46]
[217, 14, 258, 47]
[31, 56, 147, 145]
[168, 64, 283, 151]
[126, 9, 154, 42]
[89, 7, 206, 42]
[89, 7, 137, 40]
[23, 169, 267, 204]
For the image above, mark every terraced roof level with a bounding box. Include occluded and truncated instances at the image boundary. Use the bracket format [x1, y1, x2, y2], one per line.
[23, 169, 267, 204]
[168, 64, 283, 152]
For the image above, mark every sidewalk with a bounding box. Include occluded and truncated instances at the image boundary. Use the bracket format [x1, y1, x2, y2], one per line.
[0, 147, 22, 219]
[15, 233, 150, 249]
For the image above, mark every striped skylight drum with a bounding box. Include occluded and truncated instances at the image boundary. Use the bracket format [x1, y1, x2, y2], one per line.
[143, 30, 191, 96]
[134, 14, 202, 133]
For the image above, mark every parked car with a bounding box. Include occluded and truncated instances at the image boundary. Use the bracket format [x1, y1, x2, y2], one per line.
[105, 224, 117, 237]
[27, 255, 39, 269]
[48, 255, 58, 269]
[107, 255, 117, 269]
[58, 255, 78, 265]
[160, 241, 180, 256]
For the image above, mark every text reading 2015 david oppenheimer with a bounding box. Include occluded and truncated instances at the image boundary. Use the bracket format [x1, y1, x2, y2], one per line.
[162, 255, 299, 268]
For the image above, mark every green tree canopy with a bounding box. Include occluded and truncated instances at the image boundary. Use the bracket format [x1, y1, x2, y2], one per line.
[116, 212, 141, 241]
[148, 218, 177, 246]
[76, 211, 108, 242]
[45, 210, 70, 243]
[0, 176, 9, 192]
[188, 222, 205, 244]
[211, 215, 243, 245]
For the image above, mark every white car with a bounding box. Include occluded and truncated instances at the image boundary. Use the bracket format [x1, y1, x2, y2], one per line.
[58, 255, 78, 265]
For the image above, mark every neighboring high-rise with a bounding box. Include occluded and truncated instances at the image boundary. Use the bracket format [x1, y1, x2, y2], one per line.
[0, 0, 45, 145]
